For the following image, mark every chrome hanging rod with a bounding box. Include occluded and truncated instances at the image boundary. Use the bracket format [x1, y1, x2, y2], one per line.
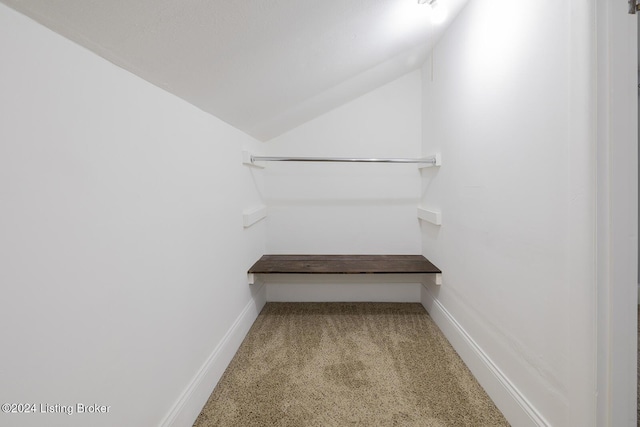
[250, 155, 437, 165]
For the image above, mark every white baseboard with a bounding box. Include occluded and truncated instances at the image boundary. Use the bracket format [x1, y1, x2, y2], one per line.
[420, 285, 549, 427]
[159, 283, 267, 427]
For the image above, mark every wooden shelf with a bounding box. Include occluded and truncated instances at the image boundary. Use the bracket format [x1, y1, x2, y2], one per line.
[248, 255, 441, 281]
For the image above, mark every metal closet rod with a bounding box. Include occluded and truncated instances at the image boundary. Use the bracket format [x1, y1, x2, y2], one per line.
[251, 155, 437, 164]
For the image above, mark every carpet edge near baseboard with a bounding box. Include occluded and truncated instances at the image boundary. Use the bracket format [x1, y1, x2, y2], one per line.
[159, 283, 267, 427]
[420, 284, 549, 427]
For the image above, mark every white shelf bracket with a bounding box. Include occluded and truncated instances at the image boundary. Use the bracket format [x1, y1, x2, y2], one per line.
[421, 273, 442, 287]
[417, 207, 442, 226]
[243, 205, 267, 228]
[247, 273, 265, 286]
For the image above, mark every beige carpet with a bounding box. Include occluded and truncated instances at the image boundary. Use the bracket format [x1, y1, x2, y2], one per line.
[194, 302, 509, 426]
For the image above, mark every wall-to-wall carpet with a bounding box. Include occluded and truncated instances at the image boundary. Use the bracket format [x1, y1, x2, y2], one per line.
[194, 302, 508, 426]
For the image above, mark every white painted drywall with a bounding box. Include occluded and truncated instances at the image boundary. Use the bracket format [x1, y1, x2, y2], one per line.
[0, 4, 265, 427]
[596, 2, 638, 425]
[420, 1, 598, 425]
[265, 275, 422, 302]
[264, 71, 423, 256]
[0, 0, 469, 141]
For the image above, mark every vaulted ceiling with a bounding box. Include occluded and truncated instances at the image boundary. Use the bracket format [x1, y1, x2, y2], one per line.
[1, 0, 468, 140]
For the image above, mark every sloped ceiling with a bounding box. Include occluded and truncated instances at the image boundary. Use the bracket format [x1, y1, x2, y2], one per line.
[1, 0, 467, 141]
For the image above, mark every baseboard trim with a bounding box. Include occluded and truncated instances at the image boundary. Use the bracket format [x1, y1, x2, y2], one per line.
[159, 283, 267, 427]
[420, 285, 549, 427]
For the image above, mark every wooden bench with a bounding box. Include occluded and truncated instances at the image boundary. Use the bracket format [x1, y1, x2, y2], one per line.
[247, 254, 442, 285]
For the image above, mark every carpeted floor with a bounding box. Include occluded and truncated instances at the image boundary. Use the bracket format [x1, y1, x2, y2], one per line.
[194, 302, 509, 426]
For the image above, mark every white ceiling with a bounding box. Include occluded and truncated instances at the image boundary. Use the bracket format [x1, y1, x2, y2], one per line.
[1, 0, 468, 141]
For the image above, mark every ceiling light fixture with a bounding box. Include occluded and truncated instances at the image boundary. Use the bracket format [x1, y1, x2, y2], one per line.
[417, 0, 448, 24]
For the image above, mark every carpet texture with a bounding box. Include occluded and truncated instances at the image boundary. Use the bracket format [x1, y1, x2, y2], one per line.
[194, 302, 509, 426]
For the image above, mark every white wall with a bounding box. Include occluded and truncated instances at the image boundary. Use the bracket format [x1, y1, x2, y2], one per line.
[596, 1, 637, 425]
[265, 71, 423, 255]
[420, 1, 597, 426]
[262, 71, 424, 301]
[0, 4, 265, 427]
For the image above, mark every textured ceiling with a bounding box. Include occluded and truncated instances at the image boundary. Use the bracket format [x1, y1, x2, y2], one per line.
[1, 0, 468, 140]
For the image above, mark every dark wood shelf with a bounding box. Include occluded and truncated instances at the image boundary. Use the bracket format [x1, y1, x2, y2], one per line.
[248, 254, 441, 275]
